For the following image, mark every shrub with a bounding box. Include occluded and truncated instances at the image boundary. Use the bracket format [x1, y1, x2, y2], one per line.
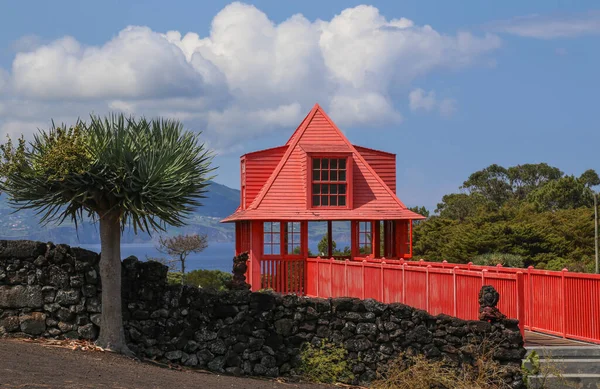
[298, 340, 354, 384]
[164, 269, 232, 290]
[472, 253, 524, 268]
[185, 269, 232, 290]
[372, 352, 514, 389]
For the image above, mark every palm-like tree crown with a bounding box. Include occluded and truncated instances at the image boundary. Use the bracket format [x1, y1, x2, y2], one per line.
[0, 113, 215, 233]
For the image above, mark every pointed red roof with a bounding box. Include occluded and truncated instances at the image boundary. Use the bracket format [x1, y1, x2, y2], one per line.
[222, 104, 424, 222]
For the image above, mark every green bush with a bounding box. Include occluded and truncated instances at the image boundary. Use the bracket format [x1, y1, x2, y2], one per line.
[185, 269, 232, 290]
[165, 269, 232, 290]
[298, 340, 354, 384]
[472, 253, 525, 268]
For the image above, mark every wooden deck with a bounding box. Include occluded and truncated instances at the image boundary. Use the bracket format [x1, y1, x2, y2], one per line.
[525, 331, 597, 347]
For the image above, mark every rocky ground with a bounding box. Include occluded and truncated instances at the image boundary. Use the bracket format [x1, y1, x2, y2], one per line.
[0, 338, 331, 389]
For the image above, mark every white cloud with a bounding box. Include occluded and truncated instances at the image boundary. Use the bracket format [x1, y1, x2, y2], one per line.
[2, 2, 499, 150]
[439, 98, 457, 117]
[409, 88, 436, 112]
[409, 88, 457, 117]
[490, 11, 600, 39]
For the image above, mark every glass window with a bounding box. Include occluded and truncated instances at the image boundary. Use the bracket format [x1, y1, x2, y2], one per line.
[311, 157, 348, 207]
[358, 221, 372, 255]
[263, 222, 280, 255]
[285, 222, 302, 255]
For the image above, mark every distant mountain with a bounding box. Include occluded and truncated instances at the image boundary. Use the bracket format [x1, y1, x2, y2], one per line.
[0, 181, 240, 245]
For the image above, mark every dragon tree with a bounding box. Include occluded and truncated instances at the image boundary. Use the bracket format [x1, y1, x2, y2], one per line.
[0, 114, 214, 354]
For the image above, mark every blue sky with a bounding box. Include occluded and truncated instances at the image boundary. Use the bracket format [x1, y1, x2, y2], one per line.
[1, 1, 599, 211]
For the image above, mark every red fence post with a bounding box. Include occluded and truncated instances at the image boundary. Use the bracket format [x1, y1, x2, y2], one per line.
[316, 257, 320, 297]
[561, 268, 568, 338]
[344, 260, 348, 297]
[453, 266, 458, 317]
[402, 263, 406, 304]
[380, 262, 385, 302]
[426, 265, 431, 312]
[527, 266, 534, 330]
[362, 260, 367, 299]
[516, 271, 525, 338]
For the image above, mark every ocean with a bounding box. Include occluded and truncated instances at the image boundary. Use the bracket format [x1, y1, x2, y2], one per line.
[78, 242, 236, 272]
[77, 240, 352, 273]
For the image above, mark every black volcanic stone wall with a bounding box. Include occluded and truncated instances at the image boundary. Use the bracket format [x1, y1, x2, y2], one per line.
[0, 240, 526, 387]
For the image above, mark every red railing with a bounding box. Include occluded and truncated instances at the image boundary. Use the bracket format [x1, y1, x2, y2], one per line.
[304, 257, 600, 344]
[259, 258, 305, 295]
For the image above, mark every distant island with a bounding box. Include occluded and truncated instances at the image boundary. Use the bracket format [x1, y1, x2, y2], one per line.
[0, 181, 239, 245]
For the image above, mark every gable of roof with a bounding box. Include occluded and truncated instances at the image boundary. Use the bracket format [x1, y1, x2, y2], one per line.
[249, 103, 407, 211]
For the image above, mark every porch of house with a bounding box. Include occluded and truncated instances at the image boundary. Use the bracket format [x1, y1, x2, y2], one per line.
[235, 219, 414, 294]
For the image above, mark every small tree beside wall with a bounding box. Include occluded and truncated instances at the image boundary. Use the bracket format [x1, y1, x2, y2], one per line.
[156, 233, 208, 284]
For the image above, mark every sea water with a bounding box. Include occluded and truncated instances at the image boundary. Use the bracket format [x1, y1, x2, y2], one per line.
[78, 241, 236, 272]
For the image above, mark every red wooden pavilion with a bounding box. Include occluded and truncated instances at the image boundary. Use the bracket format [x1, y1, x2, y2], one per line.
[222, 104, 425, 292]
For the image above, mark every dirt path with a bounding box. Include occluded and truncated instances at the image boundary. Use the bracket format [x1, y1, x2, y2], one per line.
[0, 338, 331, 389]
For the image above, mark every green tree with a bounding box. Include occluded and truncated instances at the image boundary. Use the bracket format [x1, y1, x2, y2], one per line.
[435, 193, 489, 221]
[461, 164, 512, 207]
[0, 115, 214, 354]
[507, 163, 563, 200]
[317, 234, 335, 256]
[527, 175, 593, 211]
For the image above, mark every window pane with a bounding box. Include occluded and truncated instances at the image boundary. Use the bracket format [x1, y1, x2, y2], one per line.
[272, 245, 280, 255]
[339, 159, 346, 169]
[339, 184, 346, 194]
[265, 234, 271, 243]
[321, 170, 329, 181]
[322, 159, 329, 169]
[331, 159, 338, 169]
[321, 196, 329, 206]
[313, 158, 320, 169]
[330, 171, 338, 181]
[312, 195, 320, 206]
[273, 233, 280, 243]
[312, 184, 320, 194]
[264, 244, 272, 255]
[339, 196, 346, 206]
[313, 170, 320, 181]
[321, 184, 329, 194]
[330, 185, 338, 194]
[272, 222, 280, 232]
[339, 171, 346, 181]
[330, 196, 338, 206]
[264, 222, 272, 232]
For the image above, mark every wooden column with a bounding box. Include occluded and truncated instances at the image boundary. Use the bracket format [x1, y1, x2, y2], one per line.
[373, 221, 380, 258]
[327, 220, 333, 258]
[249, 220, 262, 291]
[351, 220, 359, 258]
[396, 220, 409, 259]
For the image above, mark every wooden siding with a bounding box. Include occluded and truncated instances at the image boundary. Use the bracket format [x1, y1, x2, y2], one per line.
[259, 146, 307, 209]
[354, 145, 396, 194]
[244, 146, 287, 208]
[352, 154, 401, 210]
[223, 103, 425, 223]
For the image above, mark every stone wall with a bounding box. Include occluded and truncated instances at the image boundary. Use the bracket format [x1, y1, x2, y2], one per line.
[1, 240, 526, 387]
[0, 240, 101, 339]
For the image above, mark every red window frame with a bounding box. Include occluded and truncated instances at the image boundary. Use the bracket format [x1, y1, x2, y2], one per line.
[307, 154, 352, 209]
[357, 221, 373, 256]
[262, 221, 304, 258]
[263, 222, 281, 256]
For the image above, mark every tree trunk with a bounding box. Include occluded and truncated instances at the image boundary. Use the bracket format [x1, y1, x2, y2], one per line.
[181, 254, 186, 285]
[96, 209, 131, 355]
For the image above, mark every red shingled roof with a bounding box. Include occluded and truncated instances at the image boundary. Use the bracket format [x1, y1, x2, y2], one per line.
[221, 104, 424, 222]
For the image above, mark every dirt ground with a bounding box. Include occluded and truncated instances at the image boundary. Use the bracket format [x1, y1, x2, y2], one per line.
[0, 338, 332, 389]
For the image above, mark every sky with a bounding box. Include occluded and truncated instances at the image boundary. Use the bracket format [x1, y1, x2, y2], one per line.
[0, 1, 599, 211]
